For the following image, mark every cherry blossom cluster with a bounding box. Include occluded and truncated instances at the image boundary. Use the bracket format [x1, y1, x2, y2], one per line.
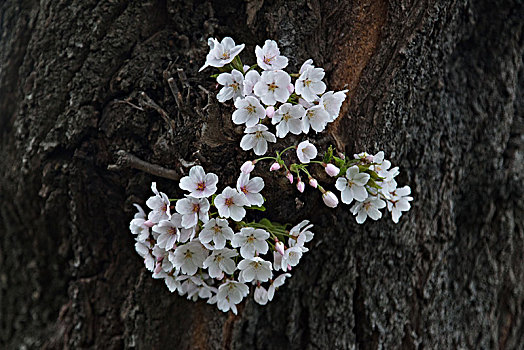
[200, 37, 348, 155]
[241, 145, 413, 224]
[129, 166, 314, 314]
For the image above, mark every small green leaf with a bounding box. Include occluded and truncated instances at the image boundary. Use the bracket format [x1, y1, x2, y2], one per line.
[246, 205, 266, 212]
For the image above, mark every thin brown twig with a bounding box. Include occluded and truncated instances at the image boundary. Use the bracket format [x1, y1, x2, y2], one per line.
[108, 150, 180, 181]
[138, 91, 176, 133]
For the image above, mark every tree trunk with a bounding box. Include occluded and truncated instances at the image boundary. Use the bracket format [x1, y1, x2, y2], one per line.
[1, 0, 522, 349]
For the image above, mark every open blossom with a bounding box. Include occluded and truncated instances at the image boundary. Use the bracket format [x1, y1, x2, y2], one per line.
[146, 182, 171, 223]
[302, 105, 330, 133]
[387, 186, 413, 223]
[296, 140, 318, 163]
[215, 187, 250, 221]
[231, 227, 269, 259]
[217, 69, 244, 102]
[272, 103, 305, 138]
[280, 246, 303, 270]
[232, 96, 265, 127]
[216, 281, 249, 314]
[253, 70, 291, 105]
[335, 165, 370, 205]
[199, 37, 245, 71]
[179, 165, 218, 198]
[351, 197, 386, 224]
[320, 90, 348, 121]
[130, 204, 150, 242]
[170, 240, 208, 275]
[254, 286, 269, 305]
[175, 196, 210, 228]
[288, 220, 314, 247]
[240, 124, 276, 156]
[295, 65, 326, 102]
[369, 151, 392, 178]
[199, 218, 234, 250]
[153, 216, 181, 250]
[203, 248, 238, 278]
[135, 241, 155, 271]
[238, 257, 273, 282]
[152, 246, 173, 276]
[169, 213, 195, 243]
[255, 39, 288, 71]
[243, 70, 261, 96]
[236, 172, 265, 206]
[268, 273, 291, 301]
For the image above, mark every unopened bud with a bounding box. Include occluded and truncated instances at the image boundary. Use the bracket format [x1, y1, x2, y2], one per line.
[322, 191, 339, 208]
[270, 163, 281, 171]
[309, 178, 318, 188]
[287, 84, 295, 94]
[286, 172, 294, 184]
[297, 180, 305, 193]
[241, 161, 255, 174]
[323, 163, 340, 177]
[266, 106, 275, 119]
[275, 241, 285, 256]
[144, 220, 155, 227]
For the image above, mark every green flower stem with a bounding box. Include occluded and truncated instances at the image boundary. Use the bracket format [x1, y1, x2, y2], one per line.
[169, 198, 180, 202]
[255, 156, 277, 162]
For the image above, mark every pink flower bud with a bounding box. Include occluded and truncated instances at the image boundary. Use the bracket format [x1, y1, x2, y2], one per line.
[287, 83, 295, 94]
[309, 178, 318, 188]
[275, 241, 285, 256]
[243, 64, 250, 73]
[241, 161, 255, 174]
[286, 172, 294, 184]
[338, 152, 346, 160]
[265, 106, 275, 119]
[154, 262, 163, 274]
[143, 220, 155, 227]
[297, 180, 305, 193]
[322, 191, 339, 208]
[270, 162, 281, 171]
[324, 163, 340, 177]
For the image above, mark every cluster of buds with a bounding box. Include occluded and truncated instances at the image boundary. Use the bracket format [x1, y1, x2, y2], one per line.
[129, 166, 314, 314]
[200, 37, 348, 155]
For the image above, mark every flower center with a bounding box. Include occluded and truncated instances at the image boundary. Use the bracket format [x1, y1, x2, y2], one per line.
[283, 112, 291, 121]
[231, 82, 239, 91]
[263, 55, 274, 64]
[192, 204, 200, 213]
[221, 51, 230, 60]
[246, 105, 255, 114]
[255, 131, 263, 138]
[240, 186, 248, 194]
[197, 182, 206, 191]
[225, 198, 234, 207]
[304, 79, 312, 87]
[213, 225, 221, 234]
[268, 83, 277, 92]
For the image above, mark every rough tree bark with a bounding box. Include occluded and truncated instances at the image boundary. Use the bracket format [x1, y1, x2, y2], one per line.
[0, 0, 522, 349]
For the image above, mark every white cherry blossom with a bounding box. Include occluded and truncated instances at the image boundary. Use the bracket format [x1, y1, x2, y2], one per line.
[135, 241, 155, 272]
[351, 197, 386, 224]
[335, 165, 370, 205]
[268, 273, 291, 301]
[231, 227, 269, 259]
[288, 220, 314, 247]
[243, 70, 261, 96]
[170, 241, 208, 275]
[153, 216, 180, 250]
[216, 69, 244, 102]
[295, 65, 326, 102]
[254, 286, 269, 305]
[175, 196, 210, 229]
[236, 172, 265, 206]
[272, 103, 305, 138]
[146, 182, 171, 223]
[320, 90, 348, 121]
[232, 96, 265, 127]
[387, 186, 413, 223]
[253, 70, 291, 105]
[216, 280, 249, 314]
[215, 187, 250, 221]
[203, 248, 238, 278]
[296, 140, 318, 163]
[130, 204, 150, 242]
[199, 218, 234, 250]
[302, 105, 330, 133]
[255, 39, 288, 71]
[199, 37, 245, 71]
[179, 165, 219, 198]
[238, 257, 273, 282]
[240, 124, 276, 155]
[280, 246, 303, 270]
